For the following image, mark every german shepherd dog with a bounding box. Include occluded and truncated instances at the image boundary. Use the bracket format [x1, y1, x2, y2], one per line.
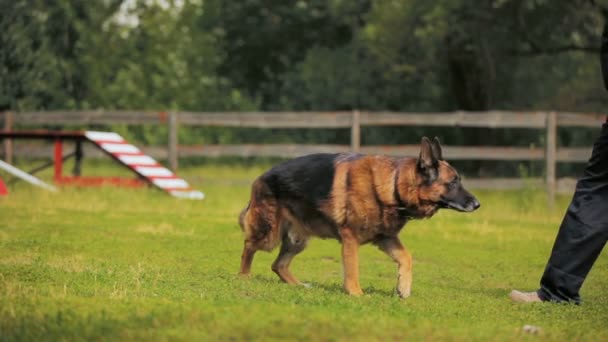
[238, 137, 480, 298]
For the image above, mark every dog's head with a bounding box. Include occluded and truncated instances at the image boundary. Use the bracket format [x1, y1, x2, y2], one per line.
[416, 136, 480, 213]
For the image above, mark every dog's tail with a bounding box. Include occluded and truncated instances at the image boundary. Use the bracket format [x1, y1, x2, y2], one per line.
[238, 202, 250, 231]
[238, 177, 282, 252]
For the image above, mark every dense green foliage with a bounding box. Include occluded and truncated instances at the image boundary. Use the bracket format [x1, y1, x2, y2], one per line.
[1, 163, 607, 340]
[1, 1, 606, 176]
[2, 0, 606, 112]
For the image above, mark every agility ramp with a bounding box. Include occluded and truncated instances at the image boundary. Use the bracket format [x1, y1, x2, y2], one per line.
[0, 130, 204, 199]
[85, 131, 204, 199]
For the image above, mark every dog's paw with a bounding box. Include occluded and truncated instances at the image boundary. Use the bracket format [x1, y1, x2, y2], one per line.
[300, 282, 313, 289]
[396, 287, 411, 299]
[238, 272, 251, 280]
[345, 288, 364, 297]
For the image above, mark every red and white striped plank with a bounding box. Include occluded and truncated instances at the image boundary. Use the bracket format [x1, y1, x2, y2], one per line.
[84, 131, 204, 199]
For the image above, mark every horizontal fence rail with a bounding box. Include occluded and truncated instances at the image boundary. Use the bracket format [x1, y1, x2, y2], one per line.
[7, 143, 593, 162]
[4, 111, 605, 127]
[1, 111, 606, 205]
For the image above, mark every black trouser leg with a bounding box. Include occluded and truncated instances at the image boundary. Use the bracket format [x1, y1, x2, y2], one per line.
[538, 122, 608, 304]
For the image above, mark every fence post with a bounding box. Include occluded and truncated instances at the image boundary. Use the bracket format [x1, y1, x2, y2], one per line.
[351, 110, 360, 153]
[545, 112, 557, 208]
[2, 112, 13, 164]
[168, 112, 178, 171]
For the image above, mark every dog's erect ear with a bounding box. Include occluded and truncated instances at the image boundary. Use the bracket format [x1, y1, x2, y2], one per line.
[431, 136, 443, 160]
[418, 137, 436, 168]
[418, 137, 439, 181]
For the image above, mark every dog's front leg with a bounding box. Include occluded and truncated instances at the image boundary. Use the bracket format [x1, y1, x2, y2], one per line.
[377, 237, 412, 298]
[340, 227, 363, 296]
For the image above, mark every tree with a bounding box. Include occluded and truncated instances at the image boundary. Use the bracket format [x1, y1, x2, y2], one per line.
[0, 0, 64, 110]
[210, 0, 367, 109]
[0, 0, 125, 110]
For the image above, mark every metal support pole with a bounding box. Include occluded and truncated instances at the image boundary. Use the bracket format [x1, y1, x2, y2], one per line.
[72, 140, 83, 176]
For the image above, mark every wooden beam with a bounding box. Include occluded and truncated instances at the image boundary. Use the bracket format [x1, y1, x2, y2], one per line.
[9, 143, 594, 163]
[11, 111, 170, 125]
[176, 111, 353, 128]
[556, 147, 592, 162]
[177, 144, 351, 158]
[168, 112, 178, 171]
[545, 112, 557, 208]
[359, 111, 547, 128]
[361, 145, 546, 160]
[173, 144, 553, 160]
[175, 144, 547, 160]
[2, 111, 13, 164]
[14, 110, 601, 129]
[350, 110, 360, 153]
[463, 177, 544, 190]
[463, 177, 576, 194]
[557, 113, 606, 127]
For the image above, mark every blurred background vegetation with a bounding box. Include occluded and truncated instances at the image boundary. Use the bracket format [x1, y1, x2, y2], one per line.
[1, 0, 607, 177]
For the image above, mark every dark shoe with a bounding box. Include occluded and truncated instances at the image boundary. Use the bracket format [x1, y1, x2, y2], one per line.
[510, 290, 543, 303]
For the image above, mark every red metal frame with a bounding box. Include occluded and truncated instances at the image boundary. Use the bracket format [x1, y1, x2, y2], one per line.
[1, 130, 146, 188]
[54, 176, 145, 188]
[0, 177, 8, 196]
[54, 139, 62, 182]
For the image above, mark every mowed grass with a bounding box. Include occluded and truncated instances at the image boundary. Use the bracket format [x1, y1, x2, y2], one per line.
[1, 162, 607, 341]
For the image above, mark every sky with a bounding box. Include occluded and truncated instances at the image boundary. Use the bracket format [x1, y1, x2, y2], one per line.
[113, 0, 185, 27]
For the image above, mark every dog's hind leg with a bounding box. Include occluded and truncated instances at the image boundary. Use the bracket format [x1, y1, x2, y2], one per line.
[240, 239, 257, 277]
[340, 227, 364, 296]
[375, 237, 412, 298]
[239, 211, 281, 277]
[239, 180, 282, 277]
[272, 226, 309, 285]
[239, 206, 257, 277]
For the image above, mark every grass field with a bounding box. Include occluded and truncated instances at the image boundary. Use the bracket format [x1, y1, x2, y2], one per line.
[1, 162, 607, 341]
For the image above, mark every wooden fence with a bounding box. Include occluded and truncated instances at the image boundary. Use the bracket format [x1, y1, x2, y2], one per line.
[1, 111, 606, 205]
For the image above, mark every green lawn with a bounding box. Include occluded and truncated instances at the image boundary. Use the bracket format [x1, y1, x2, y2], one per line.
[1, 163, 607, 341]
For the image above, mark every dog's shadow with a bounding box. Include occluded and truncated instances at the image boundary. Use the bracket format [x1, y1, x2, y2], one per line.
[245, 274, 395, 297]
[241, 274, 523, 301]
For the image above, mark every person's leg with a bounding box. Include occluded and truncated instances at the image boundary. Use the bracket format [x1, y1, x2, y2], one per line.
[512, 122, 608, 303]
[537, 210, 607, 303]
[538, 122, 608, 303]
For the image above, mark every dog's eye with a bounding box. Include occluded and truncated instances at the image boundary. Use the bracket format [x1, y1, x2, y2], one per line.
[447, 179, 458, 189]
